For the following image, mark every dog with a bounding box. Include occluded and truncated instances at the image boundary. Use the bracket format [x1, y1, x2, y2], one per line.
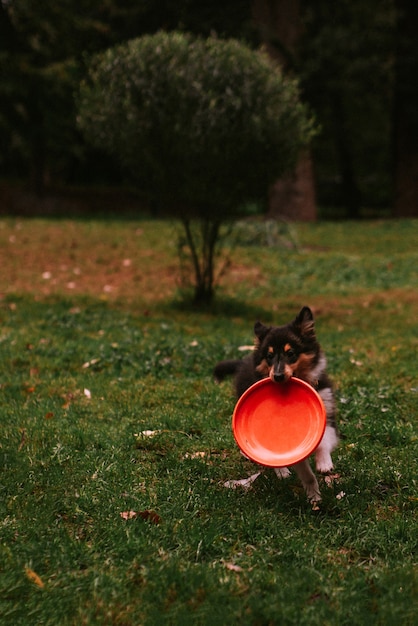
[214, 306, 338, 504]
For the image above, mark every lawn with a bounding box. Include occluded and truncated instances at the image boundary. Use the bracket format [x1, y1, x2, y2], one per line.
[0, 217, 417, 625]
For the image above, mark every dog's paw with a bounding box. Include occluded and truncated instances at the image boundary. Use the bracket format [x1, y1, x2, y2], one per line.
[307, 486, 322, 504]
[223, 472, 261, 490]
[316, 461, 334, 474]
[315, 452, 334, 474]
[274, 467, 291, 480]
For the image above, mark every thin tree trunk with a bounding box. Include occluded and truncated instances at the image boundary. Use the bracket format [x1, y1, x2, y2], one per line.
[252, 0, 317, 221]
[332, 92, 361, 219]
[181, 218, 221, 305]
[393, 0, 418, 217]
[182, 218, 202, 290]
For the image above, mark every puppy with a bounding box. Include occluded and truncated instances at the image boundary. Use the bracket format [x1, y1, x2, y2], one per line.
[214, 306, 338, 504]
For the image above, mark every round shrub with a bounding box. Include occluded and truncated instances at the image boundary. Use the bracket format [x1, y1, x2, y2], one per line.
[78, 31, 316, 218]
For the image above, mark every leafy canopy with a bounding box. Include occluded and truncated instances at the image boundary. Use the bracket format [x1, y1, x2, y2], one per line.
[78, 31, 316, 218]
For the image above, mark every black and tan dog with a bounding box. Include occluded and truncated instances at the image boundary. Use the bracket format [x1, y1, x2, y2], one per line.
[214, 306, 338, 503]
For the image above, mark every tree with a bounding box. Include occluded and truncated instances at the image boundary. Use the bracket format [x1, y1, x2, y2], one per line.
[252, 0, 317, 221]
[1, 0, 403, 220]
[77, 31, 316, 304]
[393, 0, 418, 216]
[0, 0, 154, 191]
[0, 0, 106, 190]
[300, 0, 396, 217]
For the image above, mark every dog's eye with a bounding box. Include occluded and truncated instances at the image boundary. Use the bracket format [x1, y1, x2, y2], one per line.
[266, 352, 274, 364]
[285, 348, 296, 360]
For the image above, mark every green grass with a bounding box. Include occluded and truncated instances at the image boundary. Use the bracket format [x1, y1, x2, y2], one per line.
[0, 218, 417, 625]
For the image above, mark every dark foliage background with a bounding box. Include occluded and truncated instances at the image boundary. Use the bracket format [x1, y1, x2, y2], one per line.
[1, 0, 417, 217]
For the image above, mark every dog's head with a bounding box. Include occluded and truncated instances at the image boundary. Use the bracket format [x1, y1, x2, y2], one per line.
[253, 306, 320, 383]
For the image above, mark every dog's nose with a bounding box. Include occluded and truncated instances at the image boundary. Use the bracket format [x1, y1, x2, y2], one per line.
[274, 372, 285, 382]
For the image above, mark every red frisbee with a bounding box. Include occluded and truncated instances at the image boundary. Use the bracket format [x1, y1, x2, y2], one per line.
[232, 378, 326, 467]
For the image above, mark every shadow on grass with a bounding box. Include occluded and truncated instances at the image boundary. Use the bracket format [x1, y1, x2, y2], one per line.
[163, 294, 274, 322]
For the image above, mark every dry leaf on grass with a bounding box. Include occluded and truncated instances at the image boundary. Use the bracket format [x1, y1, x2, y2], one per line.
[223, 472, 261, 490]
[120, 510, 138, 520]
[137, 510, 161, 524]
[183, 451, 207, 459]
[134, 430, 163, 438]
[223, 562, 244, 572]
[82, 358, 100, 368]
[18, 428, 26, 452]
[120, 510, 161, 525]
[25, 567, 44, 588]
[324, 473, 341, 487]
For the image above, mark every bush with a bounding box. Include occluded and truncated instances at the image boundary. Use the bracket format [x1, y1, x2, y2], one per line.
[78, 31, 316, 302]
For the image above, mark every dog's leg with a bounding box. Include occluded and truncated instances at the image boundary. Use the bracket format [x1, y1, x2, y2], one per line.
[293, 459, 321, 502]
[274, 467, 291, 479]
[315, 425, 339, 474]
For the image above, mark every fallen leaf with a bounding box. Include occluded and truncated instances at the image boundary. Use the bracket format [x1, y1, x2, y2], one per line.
[44, 412, 54, 420]
[134, 430, 163, 438]
[82, 358, 100, 369]
[336, 491, 346, 500]
[62, 392, 74, 410]
[18, 428, 26, 452]
[324, 473, 341, 487]
[308, 591, 330, 604]
[120, 510, 161, 524]
[183, 451, 207, 459]
[120, 510, 138, 520]
[84, 388, 91, 399]
[25, 567, 44, 588]
[223, 472, 261, 490]
[137, 510, 161, 525]
[223, 562, 244, 572]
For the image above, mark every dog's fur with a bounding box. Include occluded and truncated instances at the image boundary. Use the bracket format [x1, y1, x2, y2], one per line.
[214, 306, 338, 503]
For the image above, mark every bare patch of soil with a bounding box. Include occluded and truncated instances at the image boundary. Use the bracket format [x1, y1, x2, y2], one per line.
[0, 219, 179, 305]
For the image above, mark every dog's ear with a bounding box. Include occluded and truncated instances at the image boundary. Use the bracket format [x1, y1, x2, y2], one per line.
[294, 306, 315, 337]
[254, 321, 271, 342]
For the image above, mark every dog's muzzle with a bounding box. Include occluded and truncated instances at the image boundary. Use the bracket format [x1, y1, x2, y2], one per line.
[273, 372, 285, 382]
